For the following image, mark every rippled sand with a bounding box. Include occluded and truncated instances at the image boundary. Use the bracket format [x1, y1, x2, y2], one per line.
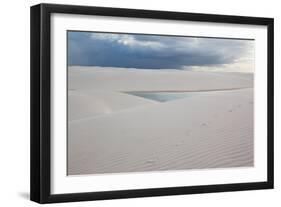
[67, 66, 254, 175]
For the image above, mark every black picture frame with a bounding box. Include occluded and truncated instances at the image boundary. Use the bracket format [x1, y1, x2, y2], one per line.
[30, 3, 274, 204]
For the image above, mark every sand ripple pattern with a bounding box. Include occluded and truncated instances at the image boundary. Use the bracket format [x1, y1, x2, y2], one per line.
[68, 88, 253, 175]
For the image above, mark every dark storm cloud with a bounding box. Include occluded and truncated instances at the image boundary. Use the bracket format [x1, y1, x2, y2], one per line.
[68, 31, 253, 70]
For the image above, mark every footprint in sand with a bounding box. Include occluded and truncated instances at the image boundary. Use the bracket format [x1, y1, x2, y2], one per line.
[201, 123, 207, 127]
[228, 109, 233, 112]
[174, 143, 180, 147]
[145, 159, 157, 165]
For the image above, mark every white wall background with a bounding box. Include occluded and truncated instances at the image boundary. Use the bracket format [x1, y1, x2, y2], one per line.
[0, 0, 279, 206]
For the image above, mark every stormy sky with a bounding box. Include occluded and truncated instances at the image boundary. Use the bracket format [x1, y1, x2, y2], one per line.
[68, 31, 254, 73]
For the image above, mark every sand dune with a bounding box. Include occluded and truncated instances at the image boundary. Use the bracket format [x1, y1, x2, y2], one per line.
[68, 90, 157, 121]
[68, 75, 254, 175]
[68, 66, 253, 92]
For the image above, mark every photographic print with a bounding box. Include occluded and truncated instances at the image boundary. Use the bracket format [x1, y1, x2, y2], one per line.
[67, 31, 255, 175]
[31, 4, 273, 203]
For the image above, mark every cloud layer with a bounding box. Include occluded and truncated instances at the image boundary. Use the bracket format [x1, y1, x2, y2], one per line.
[68, 31, 254, 72]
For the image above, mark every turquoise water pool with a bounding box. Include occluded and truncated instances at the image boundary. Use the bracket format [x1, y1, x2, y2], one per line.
[126, 91, 200, 102]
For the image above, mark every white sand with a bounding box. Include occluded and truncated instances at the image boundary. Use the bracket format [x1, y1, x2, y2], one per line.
[68, 66, 253, 92]
[68, 66, 254, 175]
[68, 90, 157, 121]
